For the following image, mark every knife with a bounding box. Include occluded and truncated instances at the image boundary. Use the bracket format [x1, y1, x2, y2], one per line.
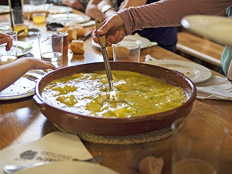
[81, 31, 92, 41]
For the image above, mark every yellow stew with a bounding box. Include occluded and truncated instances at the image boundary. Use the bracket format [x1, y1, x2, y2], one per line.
[42, 70, 187, 118]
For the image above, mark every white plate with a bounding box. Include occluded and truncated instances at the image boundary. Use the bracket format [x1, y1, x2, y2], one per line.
[17, 41, 33, 57]
[92, 33, 155, 49]
[181, 15, 232, 47]
[14, 162, 118, 174]
[23, 4, 72, 14]
[0, 70, 46, 100]
[145, 60, 212, 84]
[0, 5, 10, 14]
[124, 33, 154, 48]
[47, 13, 90, 24]
[0, 41, 33, 57]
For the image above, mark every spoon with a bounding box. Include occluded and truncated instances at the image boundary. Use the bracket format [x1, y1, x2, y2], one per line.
[95, 18, 118, 101]
[3, 154, 103, 174]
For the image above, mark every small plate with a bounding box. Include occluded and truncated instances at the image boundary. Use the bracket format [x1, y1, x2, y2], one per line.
[0, 70, 46, 100]
[145, 60, 212, 84]
[47, 13, 90, 24]
[14, 162, 118, 174]
[91, 33, 155, 49]
[17, 41, 33, 57]
[181, 15, 232, 47]
[124, 33, 154, 48]
[0, 5, 10, 14]
[0, 41, 33, 57]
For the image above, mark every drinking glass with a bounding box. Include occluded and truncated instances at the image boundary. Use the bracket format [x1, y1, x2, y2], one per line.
[171, 116, 228, 174]
[113, 40, 141, 62]
[38, 33, 63, 68]
[32, 12, 46, 24]
[30, 0, 47, 24]
[0, 31, 17, 64]
[11, 9, 29, 37]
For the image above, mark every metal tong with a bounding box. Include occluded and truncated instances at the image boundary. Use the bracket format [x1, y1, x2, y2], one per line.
[95, 18, 118, 101]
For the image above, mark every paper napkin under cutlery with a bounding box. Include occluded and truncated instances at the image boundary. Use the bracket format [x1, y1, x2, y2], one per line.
[196, 75, 232, 100]
[0, 131, 92, 174]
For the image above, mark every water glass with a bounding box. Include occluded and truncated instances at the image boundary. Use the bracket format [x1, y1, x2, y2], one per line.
[171, 116, 228, 174]
[11, 9, 29, 37]
[38, 33, 63, 68]
[0, 31, 17, 64]
[113, 40, 141, 62]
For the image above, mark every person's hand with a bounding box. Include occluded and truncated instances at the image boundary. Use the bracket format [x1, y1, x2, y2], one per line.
[62, 0, 85, 11]
[93, 14, 126, 46]
[0, 33, 12, 51]
[26, 58, 57, 70]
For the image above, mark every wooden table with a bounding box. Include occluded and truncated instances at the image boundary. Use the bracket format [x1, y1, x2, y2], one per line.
[1, 9, 232, 174]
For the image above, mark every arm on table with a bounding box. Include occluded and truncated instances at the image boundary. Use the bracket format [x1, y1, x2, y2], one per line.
[0, 58, 56, 92]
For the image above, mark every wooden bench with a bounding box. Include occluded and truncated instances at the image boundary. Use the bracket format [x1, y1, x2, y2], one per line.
[176, 32, 224, 68]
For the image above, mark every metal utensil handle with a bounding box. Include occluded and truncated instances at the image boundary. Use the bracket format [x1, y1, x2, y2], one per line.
[95, 18, 115, 91]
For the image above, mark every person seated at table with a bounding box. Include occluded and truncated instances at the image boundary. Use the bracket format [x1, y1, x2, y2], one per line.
[93, 0, 232, 80]
[86, 0, 177, 52]
[0, 33, 56, 92]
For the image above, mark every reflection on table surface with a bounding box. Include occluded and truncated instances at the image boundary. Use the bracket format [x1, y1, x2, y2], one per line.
[1, 8, 232, 174]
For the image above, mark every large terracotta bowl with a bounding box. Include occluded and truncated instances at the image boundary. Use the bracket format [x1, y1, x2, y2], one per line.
[34, 62, 196, 136]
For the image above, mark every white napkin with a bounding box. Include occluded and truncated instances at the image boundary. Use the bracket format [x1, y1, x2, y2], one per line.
[196, 75, 232, 100]
[0, 131, 92, 174]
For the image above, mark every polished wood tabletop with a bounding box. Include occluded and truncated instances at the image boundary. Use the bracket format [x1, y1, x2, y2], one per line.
[1, 9, 232, 174]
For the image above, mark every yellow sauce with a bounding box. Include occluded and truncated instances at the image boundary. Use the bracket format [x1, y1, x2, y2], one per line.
[42, 70, 187, 118]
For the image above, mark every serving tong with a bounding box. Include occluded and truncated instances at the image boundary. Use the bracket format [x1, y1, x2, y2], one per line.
[3, 154, 104, 173]
[95, 18, 118, 101]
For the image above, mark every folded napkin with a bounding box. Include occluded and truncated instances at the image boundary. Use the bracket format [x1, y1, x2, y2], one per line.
[196, 75, 232, 100]
[0, 131, 92, 174]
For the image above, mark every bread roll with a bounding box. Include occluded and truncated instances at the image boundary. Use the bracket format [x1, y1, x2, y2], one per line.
[75, 27, 85, 38]
[70, 40, 84, 54]
[67, 28, 77, 40]
[106, 46, 113, 59]
[66, 27, 85, 40]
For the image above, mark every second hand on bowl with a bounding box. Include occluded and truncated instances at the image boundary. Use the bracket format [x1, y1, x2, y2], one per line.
[95, 18, 118, 101]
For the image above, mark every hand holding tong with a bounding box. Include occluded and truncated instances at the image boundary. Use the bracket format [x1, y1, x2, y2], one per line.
[95, 18, 118, 101]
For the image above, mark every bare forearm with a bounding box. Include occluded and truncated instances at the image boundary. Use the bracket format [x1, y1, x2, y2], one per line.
[118, 0, 231, 35]
[86, 0, 104, 19]
[0, 58, 56, 91]
[0, 59, 33, 91]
